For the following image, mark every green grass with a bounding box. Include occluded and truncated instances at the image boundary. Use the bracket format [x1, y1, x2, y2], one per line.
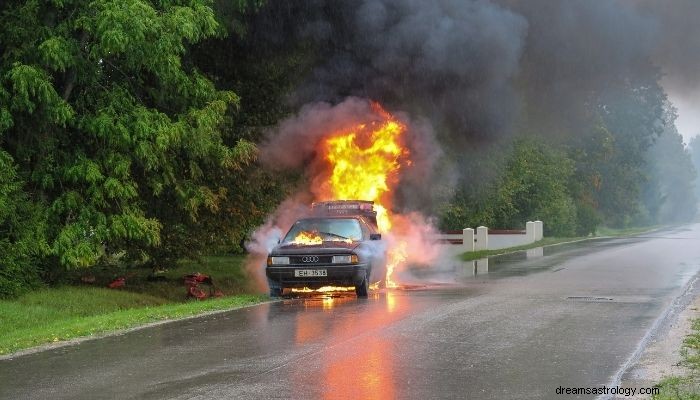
[121, 255, 258, 301]
[460, 237, 585, 261]
[653, 319, 700, 399]
[0, 255, 267, 355]
[459, 225, 660, 261]
[595, 225, 660, 237]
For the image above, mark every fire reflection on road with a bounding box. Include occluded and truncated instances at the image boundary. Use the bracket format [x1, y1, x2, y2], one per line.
[285, 290, 404, 399]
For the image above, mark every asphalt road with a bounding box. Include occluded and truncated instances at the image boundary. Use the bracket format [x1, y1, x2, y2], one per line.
[2, 225, 700, 400]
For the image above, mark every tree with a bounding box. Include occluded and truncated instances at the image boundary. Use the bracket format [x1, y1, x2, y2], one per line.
[0, 0, 255, 279]
[0, 150, 48, 297]
[490, 138, 577, 236]
[439, 137, 577, 236]
[641, 124, 697, 224]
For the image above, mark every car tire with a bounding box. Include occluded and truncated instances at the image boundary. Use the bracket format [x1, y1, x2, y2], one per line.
[355, 275, 369, 298]
[268, 279, 283, 297]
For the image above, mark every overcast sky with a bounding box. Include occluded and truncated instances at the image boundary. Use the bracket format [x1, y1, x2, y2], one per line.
[666, 87, 700, 144]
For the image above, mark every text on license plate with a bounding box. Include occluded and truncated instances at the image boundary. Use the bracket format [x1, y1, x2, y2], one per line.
[294, 269, 327, 277]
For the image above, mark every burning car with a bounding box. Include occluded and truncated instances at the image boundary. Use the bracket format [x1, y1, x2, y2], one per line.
[266, 200, 386, 297]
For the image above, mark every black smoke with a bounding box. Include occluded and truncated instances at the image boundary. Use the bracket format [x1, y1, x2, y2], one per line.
[289, 0, 528, 147]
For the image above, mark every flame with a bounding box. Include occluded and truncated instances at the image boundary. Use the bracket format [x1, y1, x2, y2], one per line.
[290, 282, 380, 294]
[292, 231, 323, 245]
[291, 286, 354, 293]
[317, 103, 409, 287]
[291, 230, 354, 245]
[385, 241, 408, 289]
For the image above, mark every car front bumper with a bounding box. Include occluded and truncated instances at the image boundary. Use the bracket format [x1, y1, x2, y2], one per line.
[266, 264, 369, 288]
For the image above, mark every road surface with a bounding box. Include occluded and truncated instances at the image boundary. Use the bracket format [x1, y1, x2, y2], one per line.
[2, 225, 700, 399]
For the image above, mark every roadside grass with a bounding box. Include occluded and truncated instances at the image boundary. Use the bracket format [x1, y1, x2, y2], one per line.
[460, 225, 660, 261]
[595, 225, 661, 237]
[121, 255, 259, 301]
[0, 255, 267, 356]
[460, 237, 585, 261]
[653, 319, 700, 399]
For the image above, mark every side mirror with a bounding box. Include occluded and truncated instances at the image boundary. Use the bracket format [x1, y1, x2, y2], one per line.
[370, 233, 382, 240]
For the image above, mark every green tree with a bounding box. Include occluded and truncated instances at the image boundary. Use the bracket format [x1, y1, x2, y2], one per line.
[0, 150, 49, 297]
[0, 0, 255, 280]
[491, 138, 577, 236]
[439, 138, 578, 237]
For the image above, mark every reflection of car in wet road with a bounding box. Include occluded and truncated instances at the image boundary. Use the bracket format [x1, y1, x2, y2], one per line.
[266, 200, 385, 297]
[3, 225, 700, 399]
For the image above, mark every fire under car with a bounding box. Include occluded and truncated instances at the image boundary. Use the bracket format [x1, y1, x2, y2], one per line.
[265, 200, 386, 297]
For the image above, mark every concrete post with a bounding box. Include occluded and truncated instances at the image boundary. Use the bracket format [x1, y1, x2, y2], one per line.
[462, 228, 475, 252]
[534, 221, 543, 241]
[475, 226, 489, 251]
[526, 221, 536, 243]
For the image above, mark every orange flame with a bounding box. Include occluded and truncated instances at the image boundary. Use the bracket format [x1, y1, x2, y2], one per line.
[317, 103, 409, 287]
[292, 231, 323, 246]
[385, 241, 407, 289]
[291, 282, 380, 294]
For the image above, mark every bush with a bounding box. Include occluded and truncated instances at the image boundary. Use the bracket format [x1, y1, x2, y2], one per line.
[0, 151, 48, 298]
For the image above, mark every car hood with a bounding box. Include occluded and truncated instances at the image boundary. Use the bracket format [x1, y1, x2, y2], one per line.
[270, 241, 360, 255]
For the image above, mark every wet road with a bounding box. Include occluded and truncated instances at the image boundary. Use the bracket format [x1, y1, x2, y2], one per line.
[2, 225, 700, 400]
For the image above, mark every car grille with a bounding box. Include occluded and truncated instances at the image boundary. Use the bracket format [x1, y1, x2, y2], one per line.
[289, 255, 333, 265]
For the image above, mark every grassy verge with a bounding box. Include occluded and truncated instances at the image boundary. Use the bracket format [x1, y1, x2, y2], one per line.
[595, 225, 661, 237]
[460, 237, 585, 261]
[653, 319, 700, 399]
[459, 225, 660, 261]
[0, 255, 267, 356]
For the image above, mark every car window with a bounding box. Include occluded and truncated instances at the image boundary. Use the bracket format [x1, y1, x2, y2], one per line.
[284, 218, 363, 242]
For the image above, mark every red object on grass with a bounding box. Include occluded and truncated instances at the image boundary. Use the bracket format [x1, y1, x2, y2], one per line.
[184, 273, 217, 299]
[107, 277, 125, 289]
[188, 285, 207, 300]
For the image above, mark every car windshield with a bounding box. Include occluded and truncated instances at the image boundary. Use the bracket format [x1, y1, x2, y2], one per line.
[283, 218, 363, 242]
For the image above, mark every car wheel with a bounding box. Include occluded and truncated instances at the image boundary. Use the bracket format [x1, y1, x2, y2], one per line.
[355, 275, 369, 298]
[268, 279, 283, 297]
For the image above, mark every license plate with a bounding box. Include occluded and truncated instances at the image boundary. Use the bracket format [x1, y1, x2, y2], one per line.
[294, 269, 327, 277]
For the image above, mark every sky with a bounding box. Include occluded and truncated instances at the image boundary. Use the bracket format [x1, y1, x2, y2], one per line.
[666, 87, 700, 144]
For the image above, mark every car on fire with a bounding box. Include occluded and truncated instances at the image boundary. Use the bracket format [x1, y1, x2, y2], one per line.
[265, 200, 386, 297]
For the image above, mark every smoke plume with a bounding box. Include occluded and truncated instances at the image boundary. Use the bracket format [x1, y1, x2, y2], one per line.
[291, 0, 527, 146]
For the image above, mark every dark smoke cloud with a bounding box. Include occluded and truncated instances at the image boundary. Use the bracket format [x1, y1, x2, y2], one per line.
[495, 0, 659, 135]
[634, 0, 700, 96]
[247, 0, 700, 140]
[290, 0, 528, 145]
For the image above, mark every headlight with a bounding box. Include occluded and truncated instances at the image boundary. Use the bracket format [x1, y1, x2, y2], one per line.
[268, 256, 290, 265]
[332, 254, 359, 264]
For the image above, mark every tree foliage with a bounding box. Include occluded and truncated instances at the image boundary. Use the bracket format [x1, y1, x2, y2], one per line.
[440, 138, 577, 236]
[0, 0, 256, 291]
[0, 150, 48, 297]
